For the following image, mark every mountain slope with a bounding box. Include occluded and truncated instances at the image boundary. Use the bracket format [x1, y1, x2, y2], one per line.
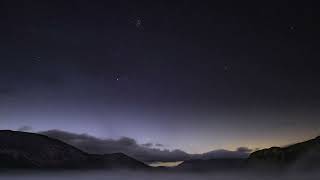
[176, 136, 320, 172]
[177, 158, 246, 172]
[0, 130, 148, 169]
[248, 136, 320, 170]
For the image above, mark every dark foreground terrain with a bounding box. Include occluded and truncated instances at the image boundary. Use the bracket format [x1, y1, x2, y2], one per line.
[1, 170, 320, 180]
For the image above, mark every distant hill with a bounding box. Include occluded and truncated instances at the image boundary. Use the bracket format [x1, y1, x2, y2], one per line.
[191, 149, 249, 160]
[0, 130, 149, 169]
[176, 136, 320, 172]
[176, 158, 246, 172]
[248, 136, 320, 170]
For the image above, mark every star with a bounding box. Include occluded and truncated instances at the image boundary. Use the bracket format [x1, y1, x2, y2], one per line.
[115, 75, 120, 81]
[136, 18, 142, 28]
[289, 25, 295, 31]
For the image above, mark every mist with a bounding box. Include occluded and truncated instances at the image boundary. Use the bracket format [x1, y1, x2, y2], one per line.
[1, 170, 320, 180]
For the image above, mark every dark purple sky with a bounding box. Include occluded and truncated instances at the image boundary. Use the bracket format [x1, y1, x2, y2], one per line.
[0, 0, 319, 153]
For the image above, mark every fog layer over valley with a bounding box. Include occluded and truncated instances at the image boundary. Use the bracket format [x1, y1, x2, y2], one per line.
[1, 171, 320, 180]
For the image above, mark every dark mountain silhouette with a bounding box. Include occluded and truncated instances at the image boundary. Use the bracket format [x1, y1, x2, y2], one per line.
[248, 136, 320, 170]
[1, 130, 319, 172]
[191, 148, 250, 160]
[176, 136, 320, 172]
[176, 158, 246, 172]
[0, 130, 149, 169]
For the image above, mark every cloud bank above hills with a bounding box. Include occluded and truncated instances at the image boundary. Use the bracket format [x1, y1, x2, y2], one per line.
[35, 129, 252, 162]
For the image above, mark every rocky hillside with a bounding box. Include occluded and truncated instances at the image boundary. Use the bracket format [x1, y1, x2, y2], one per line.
[0, 130, 148, 169]
[248, 136, 320, 170]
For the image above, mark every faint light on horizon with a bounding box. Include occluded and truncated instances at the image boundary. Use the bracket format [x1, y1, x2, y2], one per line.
[148, 161, 183, 167]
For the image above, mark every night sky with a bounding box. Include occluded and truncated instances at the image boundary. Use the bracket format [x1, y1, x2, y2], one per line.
[1, 0, 320, 153]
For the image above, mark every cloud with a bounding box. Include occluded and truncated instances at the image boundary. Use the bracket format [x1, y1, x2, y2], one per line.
[237, 147, 252, 153]
[39, 129, 189, 162]
[38, 129, 252, 162]
[17, 126, 33, 132]
[142, 143, 153, 148]
[194, 148, 253, 160]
